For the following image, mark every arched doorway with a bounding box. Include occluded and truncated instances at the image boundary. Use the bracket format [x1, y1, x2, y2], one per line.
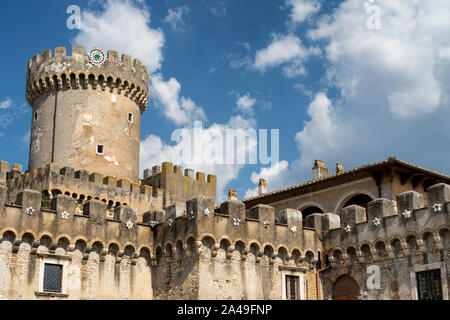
[333, 274, 360, 300]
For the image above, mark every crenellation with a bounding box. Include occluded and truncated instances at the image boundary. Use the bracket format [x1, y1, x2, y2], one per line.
[103, 176, 117, 188]
[340, 205, 367, 227]
[396, 190, 425, 213]
[427, 183, 450, 208]
[3, 43, 449, 300]
[26, 46, 149, 114]
[196, 172, 205, 182]
[184, 168, 195, 179]
[89, 173, 104, 186]
[0, 161, 9, 182]
[367, 198, 396, 221]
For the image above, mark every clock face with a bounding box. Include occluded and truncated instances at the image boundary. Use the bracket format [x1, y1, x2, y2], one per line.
[89, 49, 106, 66]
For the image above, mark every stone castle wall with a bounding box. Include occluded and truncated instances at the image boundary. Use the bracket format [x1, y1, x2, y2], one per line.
[308, 183, 450, 299]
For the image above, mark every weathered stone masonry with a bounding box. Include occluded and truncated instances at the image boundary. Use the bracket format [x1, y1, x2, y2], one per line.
[0, 45, 448, 300]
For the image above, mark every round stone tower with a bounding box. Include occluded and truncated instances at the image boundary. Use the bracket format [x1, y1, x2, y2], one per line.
[25, 46, 149, 183]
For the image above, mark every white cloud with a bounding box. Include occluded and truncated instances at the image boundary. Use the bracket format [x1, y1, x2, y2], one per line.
[22, 130, 30, 144]
[73, 0, 165, 73]
[285, 0, 320, 24]
[308, 0, 450, 118]
[294, 92, 342, 167]
[149, 73, 207, 125]
[0, 99, 28, 128]
[235, 93, 256, 115]
[0, 98, 12, 110]
[207, 1, 227, 17]
[244, 160, 291, 198]
[140, 115, 257, 202]
[267, 0, 450, 193]
[253, 33, 319, 76]
[163, 6, 189, 32]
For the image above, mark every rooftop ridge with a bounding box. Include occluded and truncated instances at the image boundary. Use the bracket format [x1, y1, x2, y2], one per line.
[242, 157, 450, 202]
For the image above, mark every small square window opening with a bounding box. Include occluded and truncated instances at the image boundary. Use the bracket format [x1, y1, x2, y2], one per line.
[97, 145, 104, 155]
[128, 113, 133, 123]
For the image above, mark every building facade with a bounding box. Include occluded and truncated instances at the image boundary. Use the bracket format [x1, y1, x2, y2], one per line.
[0, 46, 448, 300]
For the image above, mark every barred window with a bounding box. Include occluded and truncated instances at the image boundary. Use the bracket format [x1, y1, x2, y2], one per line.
[286, 275, 300, 300]
[416, 269, 443, 300]
[43, 263, 62, 293]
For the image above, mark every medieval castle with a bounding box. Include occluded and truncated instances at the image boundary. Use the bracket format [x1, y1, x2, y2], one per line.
[0, 46, 448, 300]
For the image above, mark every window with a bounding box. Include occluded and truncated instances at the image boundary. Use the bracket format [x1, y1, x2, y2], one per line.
[286, 275, 300, 300]
[43, 263, 62, 293]
[128, 113, 133, 123]
[96, 145, 104, 155]
[416, 269, 443, 300]
[34, 112, 38, 121]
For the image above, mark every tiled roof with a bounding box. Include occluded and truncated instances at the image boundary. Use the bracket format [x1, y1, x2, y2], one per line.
[241, 157, 450, 203]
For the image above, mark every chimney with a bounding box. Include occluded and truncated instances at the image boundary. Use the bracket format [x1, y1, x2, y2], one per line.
[228, 189, 238, 201]
[336, 163, 344, 174]
[312, 160, 328, 180]
[258, 179, 267, 195]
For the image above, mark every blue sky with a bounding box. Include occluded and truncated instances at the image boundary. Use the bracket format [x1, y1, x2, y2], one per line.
[1, 0, 450, 201]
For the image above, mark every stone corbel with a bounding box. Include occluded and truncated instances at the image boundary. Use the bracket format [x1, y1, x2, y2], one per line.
[226, 246, 235, 260]
[211, 243, 220, 257]
[385, 245, 395, 259]
[341, 253, 351, 266]
[183, 244, 192, 257]
[195, 241, 203, 255]
[356, 250, 366, 263]
[416, 239, 426, 253]
[433, 234, 444, 250]
[240, 249, 248, 261]
[400, 241, 410, 256]
[256, 250, 263, 263]
[369, 248, 380, 261]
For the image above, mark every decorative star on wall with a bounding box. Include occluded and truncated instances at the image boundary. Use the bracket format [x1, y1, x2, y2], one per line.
[290, 226, 297, 233]
[233, 218, 241, 226]
[167, 218, 173, 227]
[263, 220, 270, 228]
[149, 221, 157, 228]
[344, 225, 351, 233]
[433, 203, 442, 212]
[203, 208, 210, 216]
[189, 211, 196, 220]
[26, 207, 34, 216]
[61, 211, 70, 220]
[372, 217, 381, 226]
[402, 209, 412, 219]
[125, 221, 134, 230]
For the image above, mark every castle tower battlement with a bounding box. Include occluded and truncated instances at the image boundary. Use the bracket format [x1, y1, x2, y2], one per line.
[25, 46, 149, 183]
[26, 46, 149, 110]
[306, 183, 450, 266]
[142, 162, 217, 207]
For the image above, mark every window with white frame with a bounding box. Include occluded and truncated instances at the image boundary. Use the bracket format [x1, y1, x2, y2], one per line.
[96, 145, 104, 155]
[281, 270, 305, 300]
[43, 263, 62, 292]
[36, 254, 69, 297]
